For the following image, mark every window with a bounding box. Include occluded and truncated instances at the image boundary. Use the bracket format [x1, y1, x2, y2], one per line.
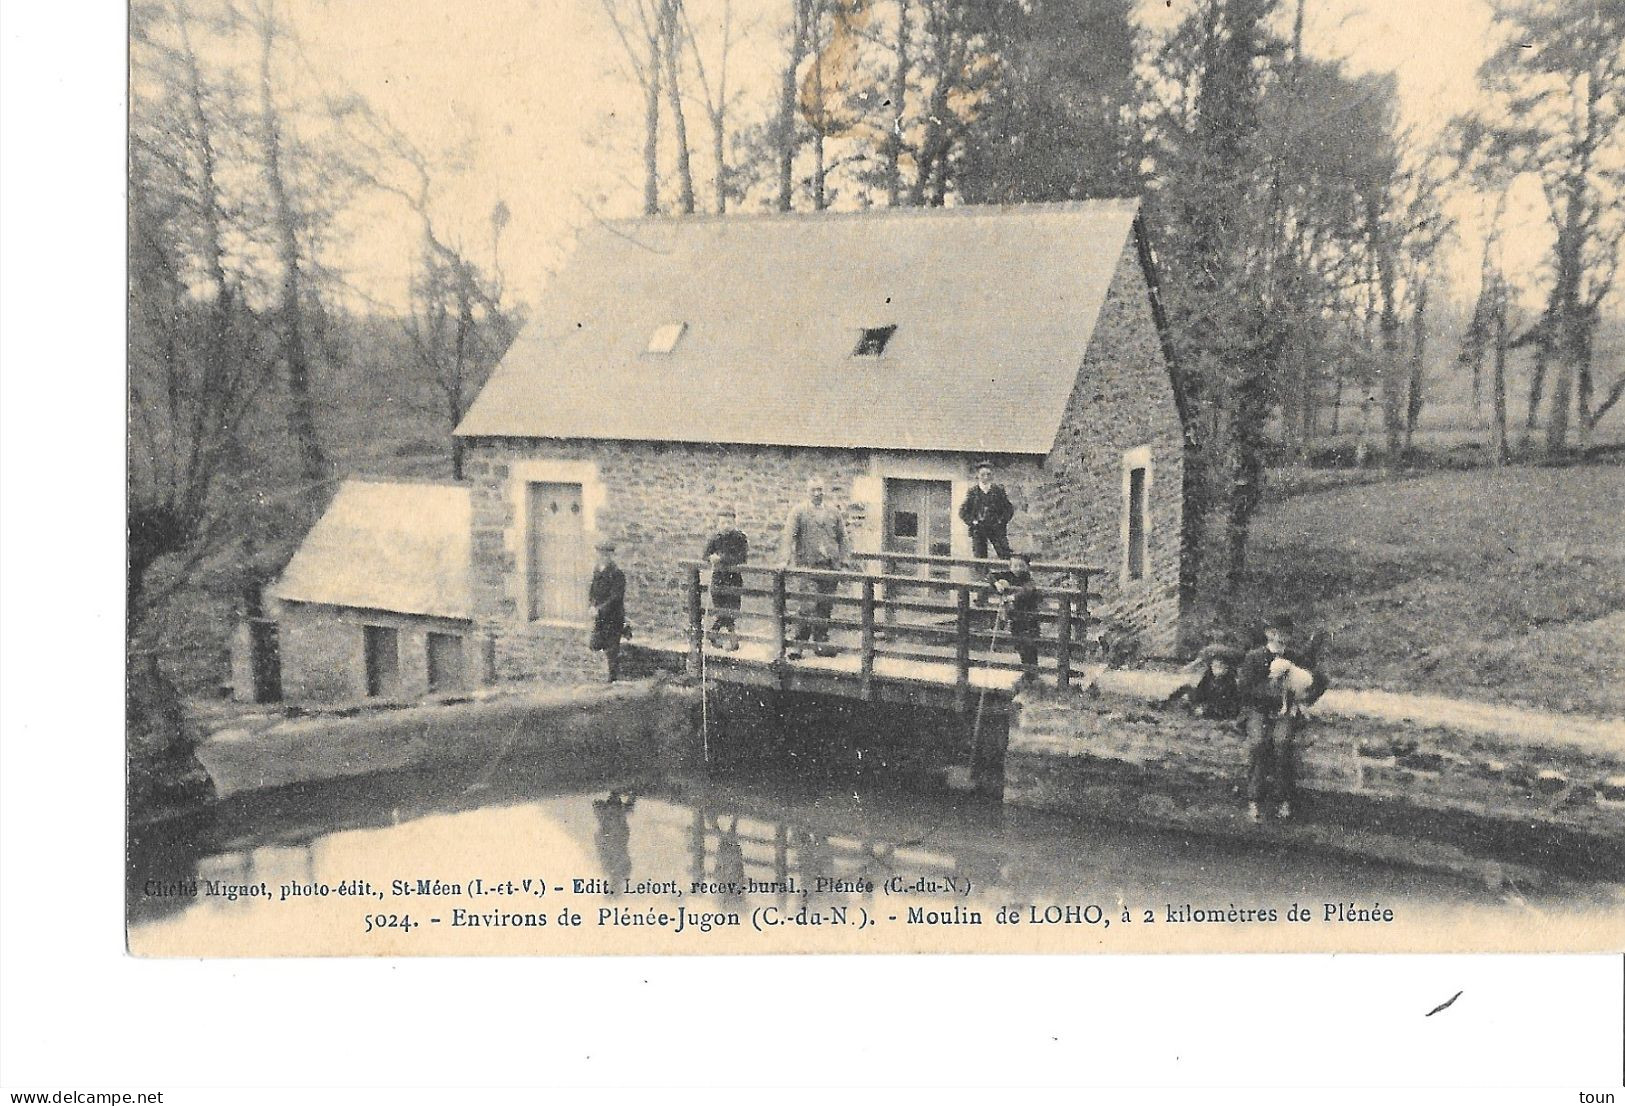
[646, 322, 687, 354]
[1127, 467, 1147, 580]
[853, 324, 897, 357]
[1121, 446, 1152, 584]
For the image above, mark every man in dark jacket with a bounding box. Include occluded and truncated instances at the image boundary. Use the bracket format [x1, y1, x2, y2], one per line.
[959, 461, 1015, 566]
[990, 551, 1043, 684]
[702, 508, 748, 650]
[1237, 612, 1328, 822]
[587, 539, 628, 682]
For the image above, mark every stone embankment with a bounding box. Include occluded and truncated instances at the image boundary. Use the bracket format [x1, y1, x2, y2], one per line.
[1005, 675, 1625, 887]
[196, 681, 700, 798]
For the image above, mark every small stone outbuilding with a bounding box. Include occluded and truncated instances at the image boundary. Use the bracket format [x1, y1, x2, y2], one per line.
[256, 479, 481, 703]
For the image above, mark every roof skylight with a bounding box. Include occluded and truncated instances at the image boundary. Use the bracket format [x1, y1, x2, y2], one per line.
[853, 324, 897, 357]
[646, 322, 687, 354]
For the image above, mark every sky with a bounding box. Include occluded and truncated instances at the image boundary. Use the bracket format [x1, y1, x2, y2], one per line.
[286, 0, 1537, 313]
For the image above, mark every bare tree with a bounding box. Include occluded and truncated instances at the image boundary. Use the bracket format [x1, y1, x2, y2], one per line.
[773, 0, 820, 210]
[344, 107, 519, 478]
[659, 0, 697, 213]
[129, 0, 271, 619]
[680, 0, 739, 213]
[1465, 0, 1625, 454]
[602, 0, 669, 213]
[249, 0, 329, 488]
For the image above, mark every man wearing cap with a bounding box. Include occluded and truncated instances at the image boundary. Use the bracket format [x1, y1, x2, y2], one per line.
[780, 477, 848, 659]
[587, 539, 628, 682]
[959, 461, 1015, 567]
[1237, 612, 1328, 822]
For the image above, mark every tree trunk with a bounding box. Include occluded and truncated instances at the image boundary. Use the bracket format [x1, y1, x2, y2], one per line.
[775, 0, 811, 212]
[643, 26, 663, 215]
[1369, 198, 1403, 463]
[1491, 289, 1509, 465]
[661, 0, 695, 215]
[711, 110, 727, 213]
[1403, 279, 1427, 453]
[1526, 345, 1547, 431]
[1545, 354, 1575, 456]
[258, 0, 326, 487]
[885, 0, 910, 206]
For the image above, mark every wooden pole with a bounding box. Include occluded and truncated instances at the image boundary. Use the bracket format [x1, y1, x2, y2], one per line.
[859, 577, 876, 699]
[1057, 593, 1073, 689]
[686, 563, 704, 676]
[771, 569, 788, 659]
[954, 585, 971, 712]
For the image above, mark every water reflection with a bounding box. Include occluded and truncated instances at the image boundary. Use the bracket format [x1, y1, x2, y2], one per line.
[592, 791, 636, 893]
[128, 748, 1611, 950]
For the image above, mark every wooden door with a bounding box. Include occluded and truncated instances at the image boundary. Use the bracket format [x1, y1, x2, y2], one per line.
[426, 631, 466, 692]
[249, 618, 281, 703]
[526, 482, 586, 621]
[884, 478, 953, 578]
[363, 625, 399, 698]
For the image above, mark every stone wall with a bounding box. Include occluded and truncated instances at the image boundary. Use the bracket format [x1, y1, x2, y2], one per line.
[1004, 689, 1625, 883]
[460, 236, 1186, 683]
[1035, 236, 1184, 656]
[274, 600, 477, 703]
[198, 682, 702, 798]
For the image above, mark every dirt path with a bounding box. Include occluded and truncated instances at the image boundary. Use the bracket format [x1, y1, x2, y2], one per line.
[1095, 669, 1625, 757]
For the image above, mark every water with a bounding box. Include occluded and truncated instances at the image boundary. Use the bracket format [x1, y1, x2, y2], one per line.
[127, 747, 1620, 955]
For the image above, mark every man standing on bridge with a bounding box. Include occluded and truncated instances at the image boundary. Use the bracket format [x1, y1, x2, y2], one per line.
[780, 477, 848, 659]
[959, 460, 1015, 572]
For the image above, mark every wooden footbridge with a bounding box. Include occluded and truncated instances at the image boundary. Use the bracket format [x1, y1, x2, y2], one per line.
[645, 553, 1106, 713]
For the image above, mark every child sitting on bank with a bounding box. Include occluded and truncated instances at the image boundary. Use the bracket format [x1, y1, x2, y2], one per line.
[1164, 641, 1244, 721]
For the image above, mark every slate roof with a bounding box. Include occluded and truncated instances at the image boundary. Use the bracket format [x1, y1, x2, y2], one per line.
[269, 480, 472, 620]
[455, 200, 1150, 455]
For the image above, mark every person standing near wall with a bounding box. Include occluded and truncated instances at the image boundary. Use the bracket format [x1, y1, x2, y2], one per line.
[780, 477, 848, 659]
[702, 507, 748, 651]
[959, 460, 1015, 571]
[587, 539, 628, 682]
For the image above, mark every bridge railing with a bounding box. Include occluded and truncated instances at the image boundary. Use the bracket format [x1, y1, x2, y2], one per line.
[678, 559, 1105, 697]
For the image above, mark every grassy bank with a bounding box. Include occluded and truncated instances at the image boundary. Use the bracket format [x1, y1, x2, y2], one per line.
[1242, 462, 1625, 718]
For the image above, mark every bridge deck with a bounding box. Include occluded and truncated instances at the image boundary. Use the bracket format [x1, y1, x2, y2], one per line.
[659, 554, 1108, 713]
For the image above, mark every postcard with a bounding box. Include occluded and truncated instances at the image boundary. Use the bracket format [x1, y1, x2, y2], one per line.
[126, 0, 1625, 957]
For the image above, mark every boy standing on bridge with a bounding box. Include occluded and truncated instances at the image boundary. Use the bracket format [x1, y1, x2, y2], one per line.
[991, 551, 1043, 685]
[702, 507, 748, 651]
[781, 477, 849, 659]
[1238, 612, 1328, 822]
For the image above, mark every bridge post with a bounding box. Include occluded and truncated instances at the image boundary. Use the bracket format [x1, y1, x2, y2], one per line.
[1057, 593, 1073, 689]
[771, 569, 787, 659]
[954, 586, 971, 712]
[685, 563, 703, 676]
[859, 577, 876, 699]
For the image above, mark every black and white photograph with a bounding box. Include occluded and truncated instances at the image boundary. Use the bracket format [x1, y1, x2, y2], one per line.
[110, 0, 1625, 959]
[8, 0, 1625, 1101]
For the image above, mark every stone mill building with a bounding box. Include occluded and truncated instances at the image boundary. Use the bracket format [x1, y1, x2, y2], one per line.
[254, 199, 1188, 701]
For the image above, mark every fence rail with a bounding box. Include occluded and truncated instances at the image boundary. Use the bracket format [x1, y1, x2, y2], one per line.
[679, 559, 1105, 697]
